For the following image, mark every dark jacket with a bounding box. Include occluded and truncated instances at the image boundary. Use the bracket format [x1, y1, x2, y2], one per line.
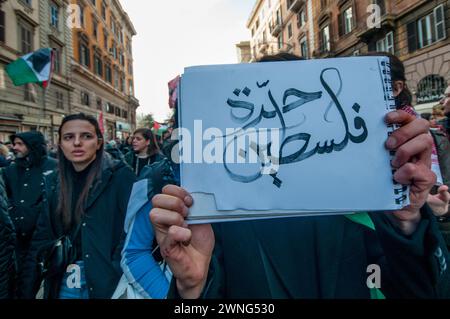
[438, 117, 450, 138]
[430, 129, 450, 248]
[21, 156, 136, 299]
[124, 151, 166, 177]
[0, 174, 16, 299]
[2, 132, 57, 292]
[171, 207, 450, 299]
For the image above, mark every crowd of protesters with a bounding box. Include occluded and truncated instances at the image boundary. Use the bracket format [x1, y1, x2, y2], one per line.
[0, 52, 450, 299]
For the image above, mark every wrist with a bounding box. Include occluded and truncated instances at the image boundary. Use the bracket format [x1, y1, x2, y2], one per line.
[176, 276, 208, 299]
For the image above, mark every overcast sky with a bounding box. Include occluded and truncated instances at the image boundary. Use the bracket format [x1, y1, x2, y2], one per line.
[120, 0, 255, 122]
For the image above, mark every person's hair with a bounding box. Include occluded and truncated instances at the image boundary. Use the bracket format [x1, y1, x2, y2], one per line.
[420, 112, 432, 121]
[133, 128, 160, 155]
[57, 113, 104, 232]
[365, 52, 412, 108]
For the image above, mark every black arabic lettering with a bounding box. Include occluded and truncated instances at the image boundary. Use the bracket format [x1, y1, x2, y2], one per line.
[222, 68, 369, 188]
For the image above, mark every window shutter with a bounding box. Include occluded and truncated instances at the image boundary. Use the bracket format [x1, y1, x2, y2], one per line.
[434, 5, 446, 41]
[0, 11, 5, 43]
[338, 13, 343, 36]
[407, 21, 417, 53]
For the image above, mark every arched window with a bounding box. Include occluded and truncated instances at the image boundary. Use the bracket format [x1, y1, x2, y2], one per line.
[416, 75, 447, 103]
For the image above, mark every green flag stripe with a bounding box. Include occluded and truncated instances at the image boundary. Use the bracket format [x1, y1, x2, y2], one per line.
[5, 58, 40, 86]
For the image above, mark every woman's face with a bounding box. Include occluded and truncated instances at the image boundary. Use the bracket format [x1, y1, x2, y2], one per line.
[132, 133, 150, 153]
[59, 120, 102, 172]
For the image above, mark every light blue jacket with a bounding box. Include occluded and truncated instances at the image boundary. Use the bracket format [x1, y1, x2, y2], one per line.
[121, 180, 171, 299]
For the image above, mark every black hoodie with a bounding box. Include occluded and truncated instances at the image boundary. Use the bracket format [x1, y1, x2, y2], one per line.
[10, 131, 48, 168]
[2, 132, 57, 298]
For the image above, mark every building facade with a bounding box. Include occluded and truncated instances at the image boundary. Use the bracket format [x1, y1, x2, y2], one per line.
[70, 0, 138, 141]
[236, 41, 251, 63]
[247, 0, 449, 113]
[0, 0, 51, 142]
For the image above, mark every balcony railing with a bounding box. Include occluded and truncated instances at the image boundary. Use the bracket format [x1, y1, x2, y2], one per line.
[270, 20, 282, 37]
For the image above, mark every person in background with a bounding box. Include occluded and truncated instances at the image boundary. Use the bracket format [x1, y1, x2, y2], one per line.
[125, 128, 166, 178]
[438, 86, 450, 139]
[0, 143, 11, 168]
[2, 131, 57, 298]
[21, 113, 136, 299]
[0, 174, 16, 299]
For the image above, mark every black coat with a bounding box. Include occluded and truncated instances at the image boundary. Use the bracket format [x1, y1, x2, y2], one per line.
[0, 174, 16, 299]
[173, 207, 450, 299]
[21, 156, 136, 299]
[2, 157, 57, 260]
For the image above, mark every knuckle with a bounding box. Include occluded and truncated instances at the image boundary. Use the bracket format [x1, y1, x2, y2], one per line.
[416, 118, 430, 131]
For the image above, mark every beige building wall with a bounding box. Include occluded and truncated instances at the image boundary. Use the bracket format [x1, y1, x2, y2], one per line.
[70, 0, 138, 141]
[0, 0, 52, 142]
[236, 41, 251, 63]
[247, 0, 314, 61]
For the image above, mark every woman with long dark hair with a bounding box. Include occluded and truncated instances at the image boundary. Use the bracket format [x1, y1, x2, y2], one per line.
[21, 113, 136, 299]
[124, 128, 165, 177]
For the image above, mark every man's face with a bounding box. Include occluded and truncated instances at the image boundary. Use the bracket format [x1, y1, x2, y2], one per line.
[13, 138, 29, 158]
[441, 86, 450, 114]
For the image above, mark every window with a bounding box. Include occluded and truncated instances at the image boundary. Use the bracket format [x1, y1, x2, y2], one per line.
[119, 51, 124, 66]
[24, 83, 37, 102]
[51, 44, 62, 74]
[287, 23, 293, 39]
[115, 106, 121, 116]
[21, 0, 32, 7]
[96, 97, 102, 110]
[93, 20, 98, 39]
[114, 67, 119, 88]
[343, 7, 353, 34]
[101, 1, 106, 20]
[300, 36, 308, 58]
[298, 10, 306, 28]
[94, 52, 102, 76]
[374, 0, 386, 16]
[79, 41, 90, 67]
[277, 34, 283, 49]
[417, 75, 447, 103]
[105, 63, 112, 83]
[103, 32, 108, 49]
[80, 5, 85, 27]
[19, 22, 33, 54]
[128, 80, 133, 95]
[376, 31, 394, 54]
[0, 10, 5, 43]
[407, 4, 446, 52]
[106, 102, 114, 114]
[50, 2, 59, 29]
[81, 91, 90, 106]
[56, 91, 64, 109]
[127, 59, 133, 75]
[320, 25, 330, 52]
[122, 110, 128, 119]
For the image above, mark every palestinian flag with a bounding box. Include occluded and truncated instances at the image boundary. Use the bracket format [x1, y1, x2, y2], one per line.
[5, 48, 54, 88]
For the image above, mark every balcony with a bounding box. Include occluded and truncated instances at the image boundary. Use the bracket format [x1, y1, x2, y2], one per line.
[288, 0, 304, 13]
[270, 21, 282, 37]
[258, 43, 268, 55]
[357, 14, 396, 42]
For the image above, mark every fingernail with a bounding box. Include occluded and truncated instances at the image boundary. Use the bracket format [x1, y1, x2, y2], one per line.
[389, 111, 399, 120]
[386, 137, 397, 149]
[184, 196, 193, 206]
